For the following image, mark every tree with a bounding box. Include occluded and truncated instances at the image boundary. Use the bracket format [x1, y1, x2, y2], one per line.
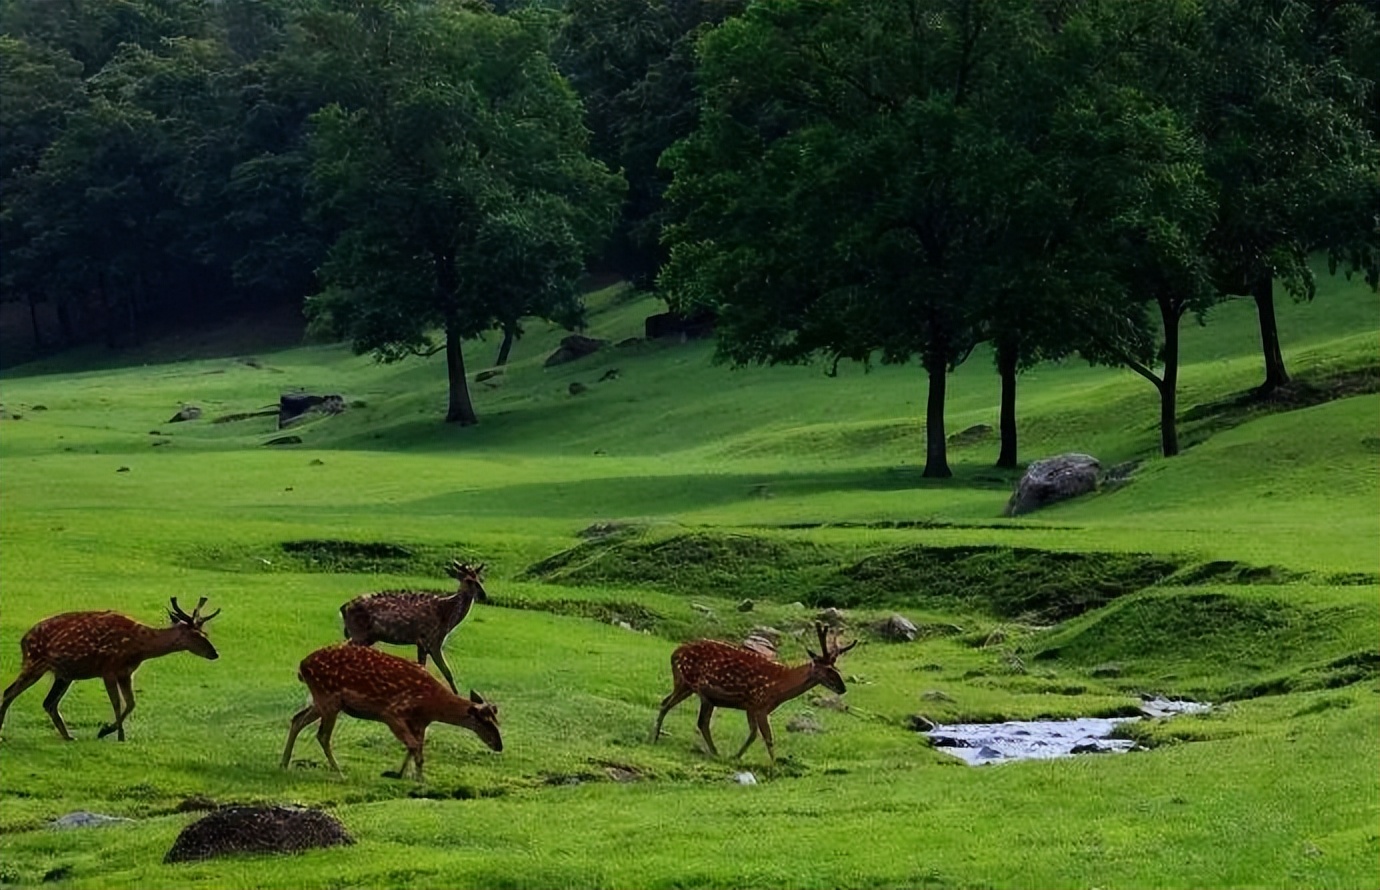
[662, 0, 1058, 477]
[302, 1, 623, 424]
[1194, 0, 1380, 395]
[556, 0, 746, 284]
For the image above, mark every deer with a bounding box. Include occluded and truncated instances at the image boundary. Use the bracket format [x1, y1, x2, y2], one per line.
[339, 559, 488, 695]
[281, 643, 501, 782]
[0, 597, 220, 741]
[650, 622, 857, 762]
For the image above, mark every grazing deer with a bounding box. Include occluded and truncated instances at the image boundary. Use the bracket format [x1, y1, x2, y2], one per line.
[339, 560, 488, 695]
[650, 622, 857, 762]
[0, 597, 220, 741]
[281, 644, 501, 781]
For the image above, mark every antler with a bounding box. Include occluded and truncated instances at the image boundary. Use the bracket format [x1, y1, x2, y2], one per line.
[170, 596, 220, 626]
[446, 559, 486, 579]
[169, 597, 194, 624]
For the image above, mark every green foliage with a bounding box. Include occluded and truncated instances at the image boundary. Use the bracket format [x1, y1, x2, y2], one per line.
[302, 1, 624, 422]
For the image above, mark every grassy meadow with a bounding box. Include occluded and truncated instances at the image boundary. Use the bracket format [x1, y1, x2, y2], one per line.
[0, 274, 1377, 889]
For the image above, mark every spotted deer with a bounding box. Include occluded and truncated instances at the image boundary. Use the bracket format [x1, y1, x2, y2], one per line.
[0, 597, 221, 741]
[339, 560, 487, 695]
[281, 644, 501, 781]
[650, 622, 857, 762]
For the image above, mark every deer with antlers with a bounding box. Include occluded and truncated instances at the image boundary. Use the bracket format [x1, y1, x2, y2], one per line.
[339, 560, 488, 695]
[0, 597, 221, 741]
[650, 622, 857, 762]
[281, 644, 501, 781]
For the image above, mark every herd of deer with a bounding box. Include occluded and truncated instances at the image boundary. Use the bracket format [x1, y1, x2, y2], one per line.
[0, 560, 858, 780]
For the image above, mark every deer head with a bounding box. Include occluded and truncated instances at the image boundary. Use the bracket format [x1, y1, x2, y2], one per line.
[458, 689, 502, 751]
[446, 560, 489, 603]
[802, 622, 857, 694]
[167, 597, 221, 660]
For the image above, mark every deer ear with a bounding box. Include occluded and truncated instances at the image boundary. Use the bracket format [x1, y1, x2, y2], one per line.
[805, 647, 819, 661]
[470, 689, 485, 704]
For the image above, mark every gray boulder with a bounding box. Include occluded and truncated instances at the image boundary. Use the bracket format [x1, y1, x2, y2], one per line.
[875, 614, 919, 642]
[544, 335, 607, 367]
[1004, 453, 1101, 516]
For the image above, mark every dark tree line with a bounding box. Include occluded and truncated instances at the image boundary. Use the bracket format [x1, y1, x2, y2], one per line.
[654, 0, 1379, 471]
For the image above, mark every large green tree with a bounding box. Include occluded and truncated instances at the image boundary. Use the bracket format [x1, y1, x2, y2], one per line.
[662, 0, 1070, 477]
[302, 1, 623, 424]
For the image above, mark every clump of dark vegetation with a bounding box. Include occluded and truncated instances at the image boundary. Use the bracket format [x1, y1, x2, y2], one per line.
[183, 539, 478, 576]
[523, 532, 841, 603]
[493, 596, 660, 631]
[1179, 366, 1380, 449]
[1168, 560, 1307, 585]
[820, 546, 1179, 620]
[164, 805, 353, 863]
[1222, 650, 1380, 701]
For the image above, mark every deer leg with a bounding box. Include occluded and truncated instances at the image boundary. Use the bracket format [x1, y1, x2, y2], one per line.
[0, 665, 45, 734]
[428, 645, 459, 696]
[731, 710, 760, 760]
[281, 705, 320, 768]
[381, 717, 423, 781]
[114, 676, 136, 740]
[756, 713, 776, 763]
[41, 678, 75, 741]
[416, 645, 427, 666]
[97, 677, 123, 740]
[315, 709, 343, 774]
[696, 699, 721, 758]
[650, 683, 692, 743]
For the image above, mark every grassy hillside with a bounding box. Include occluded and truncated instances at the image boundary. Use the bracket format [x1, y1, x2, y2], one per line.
[0, 272, 1376, 889]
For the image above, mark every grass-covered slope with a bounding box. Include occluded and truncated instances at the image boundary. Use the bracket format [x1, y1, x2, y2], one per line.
[0, 273, 1376, 889]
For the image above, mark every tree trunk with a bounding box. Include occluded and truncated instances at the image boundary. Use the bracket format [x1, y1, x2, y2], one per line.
[56, 300, 74, 345]
[922, 359, 952, 478]
[495, 320, 517, 367]
[27, 295, 47, 349]
[996, 338, 1018, 469]
[1158, 298, 1182, 458]
[445, 323, 478, 425]
[1252, 270, 1289, 395]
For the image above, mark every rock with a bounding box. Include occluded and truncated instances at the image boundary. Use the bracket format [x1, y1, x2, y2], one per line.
[116, 466, 130, 473]
[809, 693, 849, 712]
[733, 771, 757, 785]
[742, 626, 781, 660]
[598, 368, 621, 382]
[690, 602, 714, 615]
[264, 435, 302, 446]
[1090, 662, 1123, 678]
[474, 369, 503, 383]
[1004, 453, 1101, 516]
[614, 620, 633, 631]
[569, 382, 588, 396]
[309, 458, 325, 466]
[737, 599, 754, 612]
[908, 714, 937, 732]
[645, 309, 716, 340]
[50, 811, 134, 830]
[167, 405, 202, 423]
[786, 713, 823, 734]
[164, 805, 353, 863]
[615, 337, 642, 348]
[817, 607, 847, 628]
[948, 423, 993, 446]
[543, 334, 607, 367]
[921, 690, 956, 703]
[605, 766, 640, 783]
[578, 521, 632, 539]
[1070, 742, 1111, 755]
[279, 393, 344, 429]
[875, 614, 919, 642]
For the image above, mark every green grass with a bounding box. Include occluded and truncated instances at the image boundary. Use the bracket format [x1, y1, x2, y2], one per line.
[0, 273, 1377, 888]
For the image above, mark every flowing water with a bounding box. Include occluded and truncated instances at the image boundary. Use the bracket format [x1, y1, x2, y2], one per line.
[925, 697, 1210, 766]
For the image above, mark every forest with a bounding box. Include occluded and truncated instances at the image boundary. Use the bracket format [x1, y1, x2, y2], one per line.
[2, 0, 1377, 463]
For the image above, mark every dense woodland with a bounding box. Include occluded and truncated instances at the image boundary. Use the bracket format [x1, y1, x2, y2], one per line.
[1, 0, 1377, 470]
